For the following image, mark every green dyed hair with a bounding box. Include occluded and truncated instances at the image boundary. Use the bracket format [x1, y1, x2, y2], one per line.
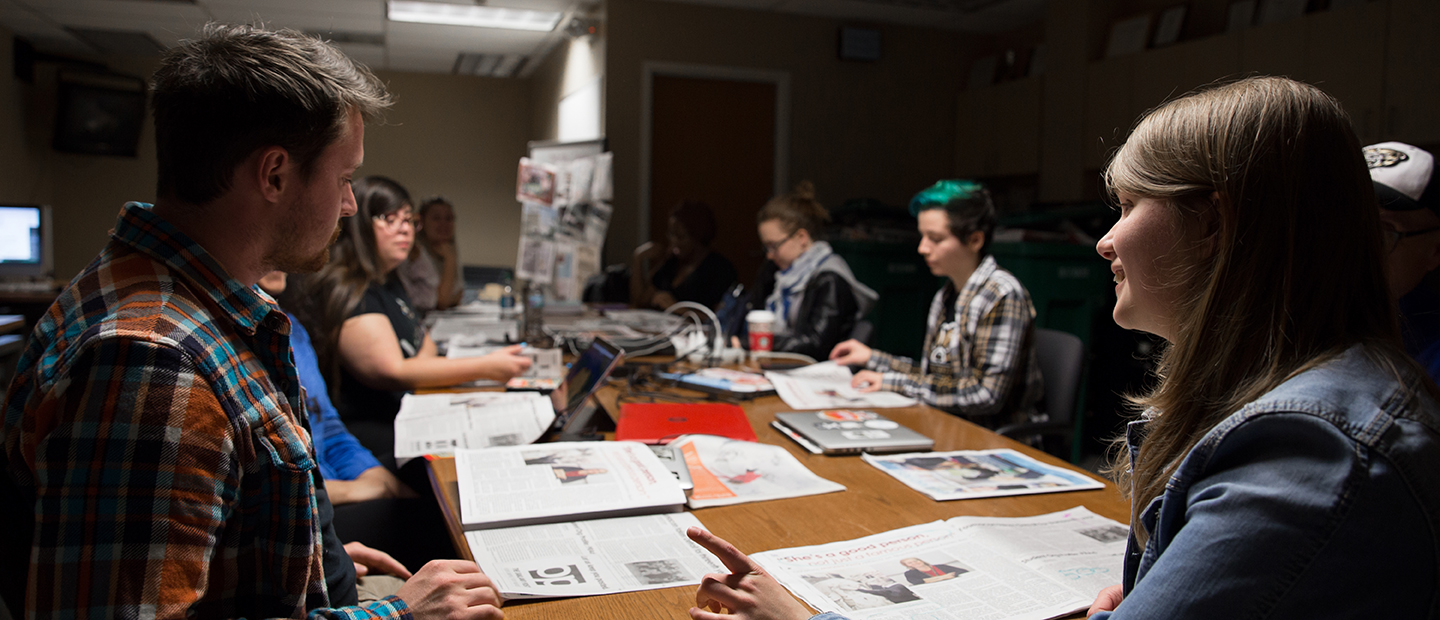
[908, 180, 997, 257]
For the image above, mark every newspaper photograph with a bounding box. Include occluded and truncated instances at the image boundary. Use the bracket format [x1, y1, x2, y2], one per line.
[455, 441, 687, 530]
[862, 449, 1105, 501]
[465, 512, 724, 599]
[751, 507, 1127, 620]
[392, 392, 555, 465]
[516, 157, 556, 206]
[671, 434, 845, 509]
[767, 362, 918, 410]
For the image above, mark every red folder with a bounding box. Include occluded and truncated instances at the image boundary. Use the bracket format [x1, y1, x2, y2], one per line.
[616, 403, 758, 444]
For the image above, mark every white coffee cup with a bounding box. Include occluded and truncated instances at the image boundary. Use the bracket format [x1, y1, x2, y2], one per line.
[747, 310, 776, 352]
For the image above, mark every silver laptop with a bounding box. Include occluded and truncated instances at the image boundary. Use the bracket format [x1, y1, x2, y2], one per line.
[772, 410, 934, 455]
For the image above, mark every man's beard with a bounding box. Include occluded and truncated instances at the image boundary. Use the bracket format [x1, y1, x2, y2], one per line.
[269, 223, 342, 274]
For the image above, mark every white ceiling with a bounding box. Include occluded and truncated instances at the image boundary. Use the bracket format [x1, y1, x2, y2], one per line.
[0, 0, 1042, 76]
[0, 0, 591, 76]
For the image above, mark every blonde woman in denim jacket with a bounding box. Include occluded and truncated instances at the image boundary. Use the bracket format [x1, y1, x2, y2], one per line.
[682, 76, 1440, 620]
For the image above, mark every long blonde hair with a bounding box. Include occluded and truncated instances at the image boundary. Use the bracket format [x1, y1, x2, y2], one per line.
[1105, 76, 1418, 542]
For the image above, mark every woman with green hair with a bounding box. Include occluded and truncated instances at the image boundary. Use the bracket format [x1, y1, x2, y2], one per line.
[830, 180, 1042, 428]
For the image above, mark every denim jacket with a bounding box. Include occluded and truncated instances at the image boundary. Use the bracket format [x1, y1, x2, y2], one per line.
[1094, 346, 1440, 619]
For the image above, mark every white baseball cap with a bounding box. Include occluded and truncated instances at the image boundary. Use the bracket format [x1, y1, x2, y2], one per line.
[1364, 141, 1439, 215]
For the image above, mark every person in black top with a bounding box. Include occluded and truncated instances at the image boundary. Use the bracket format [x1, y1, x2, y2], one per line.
[288, 176, 531, 472]
[631, 200, 737, 310]
[753, 181, 877, 360]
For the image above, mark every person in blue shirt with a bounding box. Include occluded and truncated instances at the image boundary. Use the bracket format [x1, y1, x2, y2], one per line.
[682, 77, 1440, 620]
[260, 271, 454, 574]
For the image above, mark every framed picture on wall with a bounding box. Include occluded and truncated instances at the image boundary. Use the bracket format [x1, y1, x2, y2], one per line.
[1226, 0, 1256, 32]
[1105, 14, 1152, 58]
[1151, 5, 1187, 48]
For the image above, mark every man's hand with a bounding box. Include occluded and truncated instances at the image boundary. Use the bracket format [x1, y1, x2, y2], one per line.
[1087, 584, 1123, 616]
[829, 339, 872, 367]
[395, 559, 504, 620]
[345, 541, 413, 579]
[687, 527, 811, 620]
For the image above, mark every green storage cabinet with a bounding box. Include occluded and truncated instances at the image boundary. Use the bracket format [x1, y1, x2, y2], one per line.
[989, 242, 1111, 350]
[830, 239, 942, 360]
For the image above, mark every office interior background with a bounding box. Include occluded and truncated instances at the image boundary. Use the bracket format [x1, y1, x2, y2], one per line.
[1, 0, 1436, 461]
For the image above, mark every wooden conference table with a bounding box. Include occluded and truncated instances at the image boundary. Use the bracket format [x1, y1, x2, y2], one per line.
[426, 383, 1132, 619]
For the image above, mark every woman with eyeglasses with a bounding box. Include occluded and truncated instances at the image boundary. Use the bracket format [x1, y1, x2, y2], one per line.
[288, 175, 531, 473]
[829, 181, 1042, 429]
[753, 181, 877, 360]
[396, 196, 464, 312]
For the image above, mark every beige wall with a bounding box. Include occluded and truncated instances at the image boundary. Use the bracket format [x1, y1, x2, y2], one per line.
[531, 27, 607, 142]
[604, 0, 982, 265]
[0, 26, 532, 280]
[364, 70, 531, 268]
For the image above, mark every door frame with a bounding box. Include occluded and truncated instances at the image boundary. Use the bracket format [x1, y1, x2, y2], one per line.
[639, 61, 791, 244]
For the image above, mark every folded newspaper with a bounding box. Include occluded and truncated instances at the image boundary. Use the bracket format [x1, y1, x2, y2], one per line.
[465, 512, 725, 599]
[455, 441, 687, 530]
[392, 392, 555, 466]
[671, 434, 845, 509]
[752, 507, 1127, 620]
[863, 449, 1105, 501]
[767, 361, 918, 410]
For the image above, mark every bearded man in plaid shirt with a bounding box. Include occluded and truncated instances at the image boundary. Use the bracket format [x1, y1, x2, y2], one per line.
[0, 24, 501, 620]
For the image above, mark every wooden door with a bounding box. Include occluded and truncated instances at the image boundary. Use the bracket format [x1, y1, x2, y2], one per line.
[650, 75, 777, 286]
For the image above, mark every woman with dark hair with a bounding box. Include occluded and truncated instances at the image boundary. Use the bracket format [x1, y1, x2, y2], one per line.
[631, 200, 737, 309]
[830, 180, 1042, 428]
[683, 76, 1440, 620]
[754, 181, 877, 360]
[289, 175, 530, 471]
[396, 196, 463, 312]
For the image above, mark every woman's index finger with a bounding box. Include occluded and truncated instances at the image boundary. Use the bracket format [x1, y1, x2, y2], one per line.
[687, 527, 761, 575]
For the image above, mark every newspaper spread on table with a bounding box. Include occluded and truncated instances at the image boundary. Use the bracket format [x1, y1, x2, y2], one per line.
[862, 449, 1105, 501]
[392, 392, 555, 466]
[430, 315, 518, 344]
[767, 361, 918, 410]
[465, 512, 725, 599]
[455, 441, 687, 530]
[752, 507, 1127, 620]
[670, 434, 845, 508]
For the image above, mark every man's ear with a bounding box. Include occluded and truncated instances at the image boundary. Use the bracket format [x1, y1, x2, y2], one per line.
[253, 146, 291, 203]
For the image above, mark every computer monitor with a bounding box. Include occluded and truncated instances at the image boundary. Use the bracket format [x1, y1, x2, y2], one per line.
[0, 205, 53, 280]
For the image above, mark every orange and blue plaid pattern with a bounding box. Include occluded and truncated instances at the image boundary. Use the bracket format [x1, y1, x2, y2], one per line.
[0, 203, 409, 619]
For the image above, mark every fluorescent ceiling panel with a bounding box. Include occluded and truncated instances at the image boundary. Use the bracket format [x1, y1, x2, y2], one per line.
[387, 1, 562, 31]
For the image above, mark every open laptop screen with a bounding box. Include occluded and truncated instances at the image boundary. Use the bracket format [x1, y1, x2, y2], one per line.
[553, 336, 624, 417]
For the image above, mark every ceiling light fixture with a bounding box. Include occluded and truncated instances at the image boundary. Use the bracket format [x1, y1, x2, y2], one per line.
[387, 1, 563, 31]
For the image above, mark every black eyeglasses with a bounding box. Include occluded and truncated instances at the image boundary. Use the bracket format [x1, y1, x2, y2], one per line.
[761, 230, 797, 254]
[1384, 225, 1440, 252]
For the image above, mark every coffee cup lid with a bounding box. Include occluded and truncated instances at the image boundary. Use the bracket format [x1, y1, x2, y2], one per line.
[746, 310, 776, 322]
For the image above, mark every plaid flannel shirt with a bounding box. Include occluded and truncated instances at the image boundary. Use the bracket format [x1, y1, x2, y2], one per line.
[867, 255, 1043, 427]
[0, 203, 410, 619]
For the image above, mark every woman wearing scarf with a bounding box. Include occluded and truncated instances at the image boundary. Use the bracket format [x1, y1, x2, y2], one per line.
[756, 181, 878, 360]
[830, 180, 1043, 429]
